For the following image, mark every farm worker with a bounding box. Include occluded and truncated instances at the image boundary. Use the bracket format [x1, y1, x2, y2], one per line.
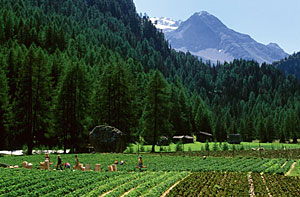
[120, 160, 125, 165]
[45, 153, 50, 162]
[64, 162, 71, 169]
[114, 160, 118, 165]
[56, 155, 63, 170]
[138, 156, 143, 171]
[74, 155, 79, 169]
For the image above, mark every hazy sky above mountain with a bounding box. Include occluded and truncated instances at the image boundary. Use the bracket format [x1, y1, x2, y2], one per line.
[133, 0, 300, 54]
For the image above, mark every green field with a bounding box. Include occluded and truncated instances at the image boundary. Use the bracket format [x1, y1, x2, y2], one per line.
[0, 153, 295, 174]
[0, 153, 299, 196]
[0, 168, 189, 196]
[125, 142, 300, 153]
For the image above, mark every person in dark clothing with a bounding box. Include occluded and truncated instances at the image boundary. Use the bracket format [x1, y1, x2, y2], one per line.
[138, 156, 143, 171]
[56, 155, 63, 170]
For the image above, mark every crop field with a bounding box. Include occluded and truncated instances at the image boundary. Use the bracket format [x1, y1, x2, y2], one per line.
[167, 172, 300, 196]
[0, 168, 189, 196]
[0, 154, 295, 174]
[0, 154, 298, 196]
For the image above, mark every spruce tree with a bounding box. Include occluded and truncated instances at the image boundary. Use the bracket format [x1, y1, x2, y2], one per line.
[13, 46, 52, 154]
[142, 70, 171, 152]
[93, 56, 135, 150]
[0, 68, 11, 149]
[195, 100, 212, 135]
[57, 59, 91, 153]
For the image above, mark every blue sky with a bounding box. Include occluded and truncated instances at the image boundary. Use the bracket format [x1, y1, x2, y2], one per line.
[133, 0, 300, 54]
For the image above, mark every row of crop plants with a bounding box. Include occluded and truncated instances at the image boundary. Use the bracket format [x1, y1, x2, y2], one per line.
[167, 172, 249, 196]
[251, 173, 300, 195]
[0, 168, 189, 196]
[0, 154, 294, 174]
[167, 171, 300, 196]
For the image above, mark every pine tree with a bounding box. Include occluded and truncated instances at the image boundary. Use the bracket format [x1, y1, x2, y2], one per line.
[0, 68, 11, 149]
[195, 100, 212, 135]
[93, 56, 135, 150]
[31, 49, 53, 147]
[142, 70, 171, 152]
[169, 82, 191, 136]
[214, 117, 226, 142]
[257, 117, 267, 143]
[265, 116, 275, 142]
[13, 46, 52, 154]
[57, 59, 91, 153]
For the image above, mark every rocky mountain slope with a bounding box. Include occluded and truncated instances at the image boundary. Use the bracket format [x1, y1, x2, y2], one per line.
[152, 11, 288, 64]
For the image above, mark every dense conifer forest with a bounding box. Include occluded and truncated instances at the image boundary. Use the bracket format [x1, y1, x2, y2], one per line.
[0, 0, 300, 154]
[274, 52, 300, 80]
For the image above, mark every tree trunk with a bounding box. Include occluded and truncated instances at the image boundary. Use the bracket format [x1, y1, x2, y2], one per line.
[152, 84, 158, 153]
[293, 137, 297, 144]
[27, 140, 33, 155]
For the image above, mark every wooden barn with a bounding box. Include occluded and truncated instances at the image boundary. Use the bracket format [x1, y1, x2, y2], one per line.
[227, 134, 242, 144]
[196, 131, 213, 142]
[173, 135, 194, 144]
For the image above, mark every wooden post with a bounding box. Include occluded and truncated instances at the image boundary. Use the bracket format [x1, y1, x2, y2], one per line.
[95, 164, 101, 172]
[85, 164, 91, 171]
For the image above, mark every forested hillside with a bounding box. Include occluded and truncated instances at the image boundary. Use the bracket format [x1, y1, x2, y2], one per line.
[0, 0, 300, 154]
[274, 52, 300, 80]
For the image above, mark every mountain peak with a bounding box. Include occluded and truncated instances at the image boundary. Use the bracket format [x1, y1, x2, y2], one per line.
[267, 43, 280, 49]
[195, 11, 211, 16]
[165, 12, 289, 64]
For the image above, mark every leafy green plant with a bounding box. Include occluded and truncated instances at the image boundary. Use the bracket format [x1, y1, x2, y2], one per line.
[222, 143, 229, 151]
[176, 141, 183, 152]
[205, 140, 210, 151]
[213, 142, 219, 151]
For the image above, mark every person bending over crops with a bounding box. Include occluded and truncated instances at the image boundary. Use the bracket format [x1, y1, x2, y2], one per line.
[74, 155, 79, 169]
[56, 155, 63, 170]
[64, 162, 71, 169]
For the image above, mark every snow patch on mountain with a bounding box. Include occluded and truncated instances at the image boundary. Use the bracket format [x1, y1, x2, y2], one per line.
[150, 17, 181, 33]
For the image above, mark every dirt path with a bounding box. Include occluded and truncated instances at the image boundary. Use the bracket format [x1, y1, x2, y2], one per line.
[160, 174, 190, 197]
[120, 187, 135, 197]
[260, 174, 272, 197]
[285, 161, 296, 176]
[100, 189, 113, 197]
[248, 172, 255, 197]
[281, 161, 287, 168]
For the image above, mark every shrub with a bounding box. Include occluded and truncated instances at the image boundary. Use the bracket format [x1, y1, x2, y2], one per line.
[239, 145, 244, 150]
[232, 145, 236, 151]
[176, 141, 183, 152]
[159, 146, 163, 152]
[205, 140, 210, 151]
[128, 145, 134, 153]
[146, 147, 151, 153]
[222, 143, 229, 151]
[213, 142, 219, 151]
